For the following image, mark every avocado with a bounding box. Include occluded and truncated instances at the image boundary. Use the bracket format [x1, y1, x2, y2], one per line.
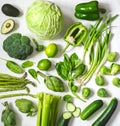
[1, 19, 15, 34]
[2, 4, 20, 17]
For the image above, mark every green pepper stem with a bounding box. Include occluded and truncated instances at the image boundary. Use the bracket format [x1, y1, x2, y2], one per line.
[61, 43, 70, 53]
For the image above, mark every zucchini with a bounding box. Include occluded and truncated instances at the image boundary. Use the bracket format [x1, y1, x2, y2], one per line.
[80, 99, 103, 120]
[2, 4, 20, 17]
[57, 113, 71, 126]
[1, 19, 15, 34]
[92, 98, 118, 126]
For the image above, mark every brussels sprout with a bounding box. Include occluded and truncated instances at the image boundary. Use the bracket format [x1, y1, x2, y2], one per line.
[107, 52, 117, 62]
[95, 75, 105, 86]
[100, 66, 111, 75]
[82, 87, 91, 99]
[97, 88, 109, 97]
[110, 63, 120, 75]
[112, 77, 120, 88]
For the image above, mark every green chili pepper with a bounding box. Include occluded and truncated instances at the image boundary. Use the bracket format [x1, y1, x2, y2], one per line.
[74, 1, 106, 21]
[62, 22, 87, 52]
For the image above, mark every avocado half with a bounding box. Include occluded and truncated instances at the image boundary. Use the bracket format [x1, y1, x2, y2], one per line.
[1, 19, 15, 34]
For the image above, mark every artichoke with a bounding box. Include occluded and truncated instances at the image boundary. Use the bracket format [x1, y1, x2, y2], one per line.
[15, 98, 37, 116]
[37, 71, 65, 92]
[1, 101, 16, 126]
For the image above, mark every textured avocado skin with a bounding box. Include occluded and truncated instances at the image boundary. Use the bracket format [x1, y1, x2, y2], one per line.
[2, 4, 20, 17]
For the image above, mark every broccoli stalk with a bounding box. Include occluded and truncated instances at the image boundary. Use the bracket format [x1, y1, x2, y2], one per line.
[32, 38, 44, 52]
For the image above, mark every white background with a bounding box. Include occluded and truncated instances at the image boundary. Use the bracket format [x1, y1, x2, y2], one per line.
[0, 0, 120, 126]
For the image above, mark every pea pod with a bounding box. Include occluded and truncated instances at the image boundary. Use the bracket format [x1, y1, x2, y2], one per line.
[37, 71, 65, 92]
[22, 60, 34, 68]
[6, 60, 23, 74]
[0, 57, 23, 74]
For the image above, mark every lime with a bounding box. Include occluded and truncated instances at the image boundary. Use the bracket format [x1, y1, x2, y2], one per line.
[37, 59, 51, 70]
[45, 43, 58, 58]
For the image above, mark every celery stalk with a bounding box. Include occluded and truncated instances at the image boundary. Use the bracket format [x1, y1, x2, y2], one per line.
[36, 92, 61, 126]
[41, 93, 52, 126]
[36, 93, 43, 126]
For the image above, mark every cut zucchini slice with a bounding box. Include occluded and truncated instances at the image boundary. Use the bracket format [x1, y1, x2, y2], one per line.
[1, 19, 15, 34]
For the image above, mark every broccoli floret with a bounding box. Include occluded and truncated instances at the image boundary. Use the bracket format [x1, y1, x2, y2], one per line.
[3, 33, 33, 60]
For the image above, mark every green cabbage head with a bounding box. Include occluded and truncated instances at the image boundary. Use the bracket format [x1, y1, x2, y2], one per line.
[26, 0, 64, 40]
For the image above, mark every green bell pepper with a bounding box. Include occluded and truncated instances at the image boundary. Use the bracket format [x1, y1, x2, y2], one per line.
[74, 1, 106, 21]
[62, 22, 87, 53]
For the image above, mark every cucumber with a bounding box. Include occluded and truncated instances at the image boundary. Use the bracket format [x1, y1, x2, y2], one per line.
[57, 113, 71, 126]
[80, 100, 103, 120]
[66, 102, 76, 112]
[2, 4, 20, 17]
[92, 98, 118, 126]
[72, 107, 81, 118]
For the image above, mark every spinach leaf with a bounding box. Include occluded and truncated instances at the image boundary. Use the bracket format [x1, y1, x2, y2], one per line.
[70, 53, 81, 70]
[28, 69, 40, 83]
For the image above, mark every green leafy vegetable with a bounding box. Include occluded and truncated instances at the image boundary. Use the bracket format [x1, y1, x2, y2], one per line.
[1, 101, 16, 126]
[26, 0, 63, 40]
[15, 98, 37, 116]
[22, 60, 34, 68]
[28, 69, 40, 83]
[56, 53, 85, 101]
